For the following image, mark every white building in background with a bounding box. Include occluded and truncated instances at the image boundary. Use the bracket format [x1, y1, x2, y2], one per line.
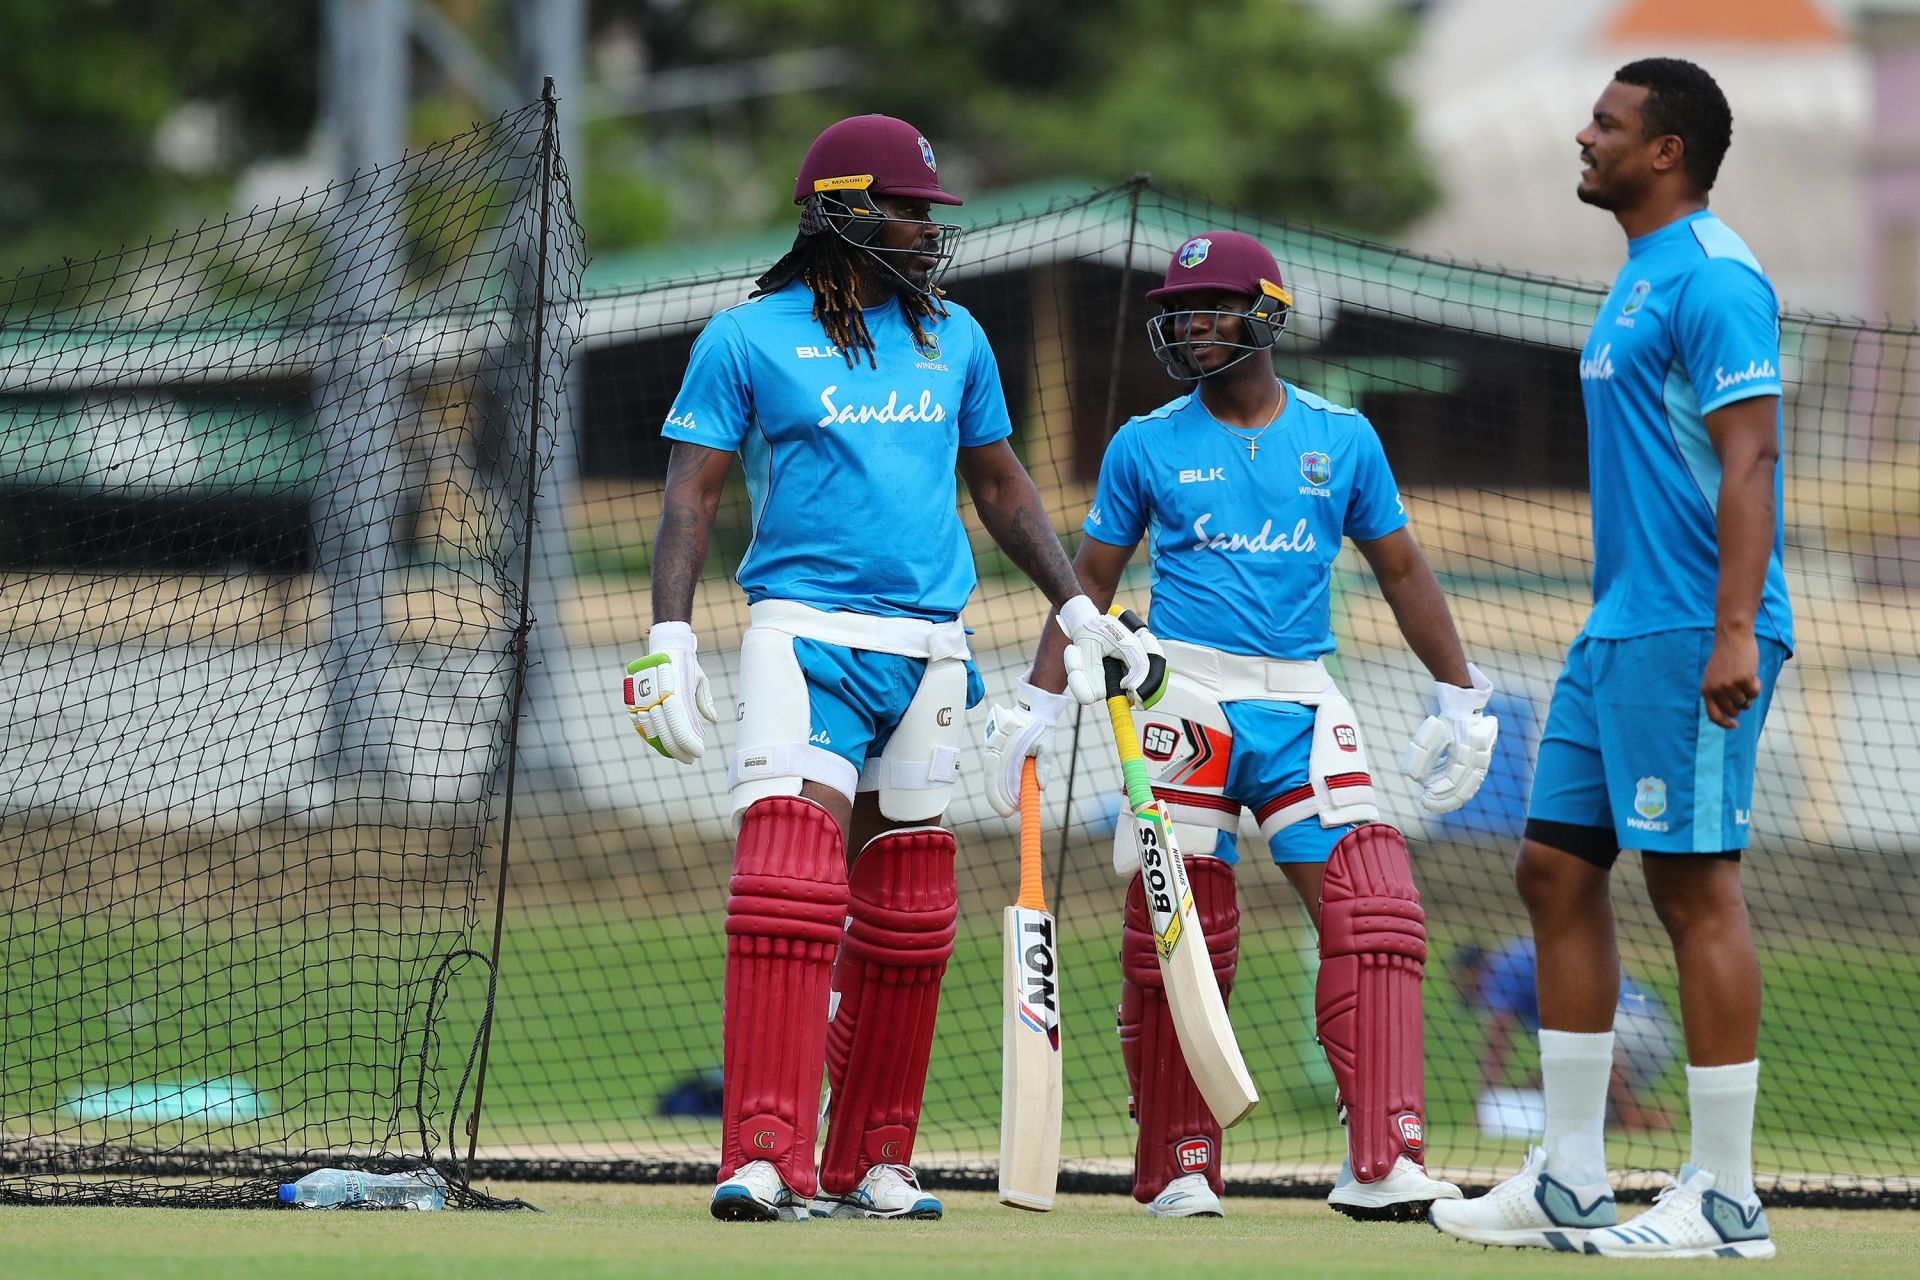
[1400, 0, 1869, 314]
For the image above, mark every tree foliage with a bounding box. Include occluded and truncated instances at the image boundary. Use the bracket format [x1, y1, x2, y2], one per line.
[0, 0, 317, 270]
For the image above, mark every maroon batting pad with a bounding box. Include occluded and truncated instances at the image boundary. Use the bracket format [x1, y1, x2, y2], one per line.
[1316, 823, 1429, 1182]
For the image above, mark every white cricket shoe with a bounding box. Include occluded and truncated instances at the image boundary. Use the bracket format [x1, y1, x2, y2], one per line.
[1584, 1165, 1774, 1259]
[710, 1160, 807, 1222]
[1146, 1173, 1224, 1218]
[1328, 1156, 1463, 1222]
[1428, 1146, 1616, 1252]
[809, 1164, 943, 1220]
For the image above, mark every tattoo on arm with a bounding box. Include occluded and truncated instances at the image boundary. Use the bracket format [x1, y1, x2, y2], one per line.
[984, 489, 1081, 605]
[650, 444, 728, 625]
[650, 498, 710, 624]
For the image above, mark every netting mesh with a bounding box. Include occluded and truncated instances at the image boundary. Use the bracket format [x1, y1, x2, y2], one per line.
[0, 95, 583, 1206]
[1, 165, 1913, 1208]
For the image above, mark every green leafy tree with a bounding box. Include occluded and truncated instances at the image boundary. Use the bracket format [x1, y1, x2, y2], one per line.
[0, 0, 317, 272]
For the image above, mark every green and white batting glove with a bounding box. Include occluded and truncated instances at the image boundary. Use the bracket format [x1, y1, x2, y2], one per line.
[1400, 662, 1499, 813]
[623, 621, 719, 763]
[980, 679, 1072, 818]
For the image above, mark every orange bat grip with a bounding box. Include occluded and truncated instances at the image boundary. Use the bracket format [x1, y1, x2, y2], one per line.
[1017, 757, 1046, 912]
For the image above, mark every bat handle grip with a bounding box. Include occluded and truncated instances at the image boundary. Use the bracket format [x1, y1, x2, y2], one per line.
[1101, 608, 1168, 706]
[1105, 693, 1157, 813]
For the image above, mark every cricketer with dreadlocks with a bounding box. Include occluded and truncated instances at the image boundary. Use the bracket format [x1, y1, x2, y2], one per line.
[625, 115, 1156, 1223]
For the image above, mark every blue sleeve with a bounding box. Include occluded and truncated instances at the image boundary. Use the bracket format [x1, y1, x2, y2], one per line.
[1676, 258, 1782, 415]
[1083, 425, 1148, 547]
[1343, 417, 1409, 542]
[958, 316, 1014, 447]
[663, 312, 751, 450]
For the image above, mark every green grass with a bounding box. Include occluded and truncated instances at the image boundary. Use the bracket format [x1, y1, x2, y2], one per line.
[9, 908, 1919, 1180]
[3, 1184, 1917, 1280]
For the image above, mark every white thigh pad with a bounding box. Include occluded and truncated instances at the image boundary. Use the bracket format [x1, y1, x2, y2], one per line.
[728, 626, 858, 826]
[1110, 670, 1238, 876]
[1309, 693, 1380, 826]
[860, 656, 968, 823]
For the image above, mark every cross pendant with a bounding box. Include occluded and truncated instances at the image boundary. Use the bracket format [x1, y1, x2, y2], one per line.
[1247, 440, 1259, 460]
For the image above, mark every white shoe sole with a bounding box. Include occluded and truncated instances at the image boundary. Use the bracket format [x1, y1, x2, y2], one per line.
[1586, 1237, 1776, 1260]
[1428, 1216, 1593, 1253]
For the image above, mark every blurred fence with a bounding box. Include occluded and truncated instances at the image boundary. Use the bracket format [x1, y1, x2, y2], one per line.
[0, 156, 1914, 1206]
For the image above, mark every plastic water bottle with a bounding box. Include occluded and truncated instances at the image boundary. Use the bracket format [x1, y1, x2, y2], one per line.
[278, 1167, 448, 1210]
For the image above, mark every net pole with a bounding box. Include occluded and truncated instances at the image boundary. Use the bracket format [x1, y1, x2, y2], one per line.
[462, 76, 561, 1178]
[1050, 176, 1148, 909]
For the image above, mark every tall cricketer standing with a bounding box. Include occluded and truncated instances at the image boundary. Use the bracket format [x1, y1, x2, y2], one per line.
[1432, 59, 1791, 1260]
[983, 229, 1499, 1220]
[627, 115, 1153, 1223]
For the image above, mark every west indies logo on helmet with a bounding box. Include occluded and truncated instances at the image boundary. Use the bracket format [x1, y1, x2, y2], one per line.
[792, 114, 963, 299]
[1146, 230, 1294, 382]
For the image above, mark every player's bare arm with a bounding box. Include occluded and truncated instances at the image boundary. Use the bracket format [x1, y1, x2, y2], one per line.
[1702, 394, 1781, 729]
[958, 440, 1084, 608]
[1353, 527, 1471, 687]
[649, 441, 734, 623]
[1025, 535, 1133, 695]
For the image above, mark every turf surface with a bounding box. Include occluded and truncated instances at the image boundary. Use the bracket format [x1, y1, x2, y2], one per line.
[4, 1184, 1917, 1280]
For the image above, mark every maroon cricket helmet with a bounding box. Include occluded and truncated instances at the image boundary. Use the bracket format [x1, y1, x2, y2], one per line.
[1144, 230, 1295, 380]
[1147, 230, 1285, 305]
[793, 115, 962, 206]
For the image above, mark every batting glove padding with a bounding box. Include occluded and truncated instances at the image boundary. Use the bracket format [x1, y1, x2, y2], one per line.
[1058, 596, 1152, 707]
[1398, 662, 1497, 814]
[624, 620, 719, 763]
[980, 681, 1071, 818]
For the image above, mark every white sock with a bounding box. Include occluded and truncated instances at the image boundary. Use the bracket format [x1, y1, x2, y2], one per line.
[1688, 1060, 1760, 1201]
[1539, 1029, 1613, 1185]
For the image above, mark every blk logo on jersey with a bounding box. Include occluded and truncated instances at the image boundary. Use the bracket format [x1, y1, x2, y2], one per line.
[1179, 467, 1225, 484]
[1299, 451, 1331, 487]
[795, 344, 843, 360]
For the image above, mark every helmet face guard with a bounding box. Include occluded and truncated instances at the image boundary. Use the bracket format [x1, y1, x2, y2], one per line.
[1146, 278, 1294, 381]
[804, 176, 961, 298]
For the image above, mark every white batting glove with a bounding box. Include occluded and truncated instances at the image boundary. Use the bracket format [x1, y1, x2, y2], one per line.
[622, 621, 719, 764]
[1399, 662, 1499, 814]
[980, 680, 1071, 818]
[1058, 595, 1150, 706]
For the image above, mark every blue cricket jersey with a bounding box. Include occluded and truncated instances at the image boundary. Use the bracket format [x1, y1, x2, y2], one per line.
[661, 280, 1013, 620]
[1082, 386, 1407, 659]
[1578, 211, 1794, 648]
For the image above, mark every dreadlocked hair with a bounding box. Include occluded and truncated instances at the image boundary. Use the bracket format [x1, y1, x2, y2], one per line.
[753, 230, 945, 369]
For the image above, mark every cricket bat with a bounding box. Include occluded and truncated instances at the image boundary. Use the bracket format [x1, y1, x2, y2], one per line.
[998, 757, 1062, 1211]
[1104, 613, 1260, 1128]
